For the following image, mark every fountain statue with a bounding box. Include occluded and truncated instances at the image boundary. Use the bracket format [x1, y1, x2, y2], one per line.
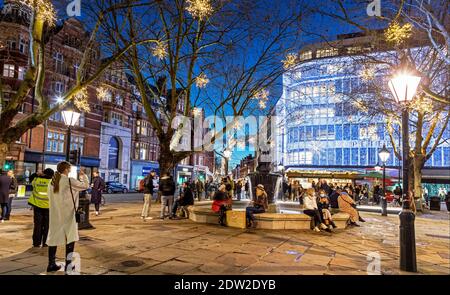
[248, 152, 282, 213]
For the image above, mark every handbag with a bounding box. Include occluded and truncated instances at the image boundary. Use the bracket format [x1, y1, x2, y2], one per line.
[69, 179, 85, 223]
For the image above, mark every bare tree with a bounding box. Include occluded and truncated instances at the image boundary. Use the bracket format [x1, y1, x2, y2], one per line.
[95, 0, 304, 174]
[0, 0, 157, 166]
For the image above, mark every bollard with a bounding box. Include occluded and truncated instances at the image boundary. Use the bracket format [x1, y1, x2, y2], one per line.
[78, 196, 93, 230]
[399, 200, 417, 272]
[381, 196, 388, 216]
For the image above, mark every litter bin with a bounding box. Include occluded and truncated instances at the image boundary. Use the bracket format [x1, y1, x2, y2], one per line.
[429, 196, 441, 211]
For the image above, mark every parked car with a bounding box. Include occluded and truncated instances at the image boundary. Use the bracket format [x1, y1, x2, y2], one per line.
[104, 182, 128, 194]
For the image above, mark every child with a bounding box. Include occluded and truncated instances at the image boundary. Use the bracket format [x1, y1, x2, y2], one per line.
[317, 190, 337, 231]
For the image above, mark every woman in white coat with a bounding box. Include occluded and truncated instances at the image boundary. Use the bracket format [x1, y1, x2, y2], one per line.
[46, 161, 89, 273]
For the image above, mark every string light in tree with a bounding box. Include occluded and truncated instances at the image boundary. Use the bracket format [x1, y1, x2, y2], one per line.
[192, 107, 202, 117]
[152, 41, 168, 59]
[73, 88, 91, 112]
[186, 0, 214, 20]
[385, 21, 412, 45]
[195, 73, 209, 88]
[21, 0, 56, 26]
[96, 86, 108, 101]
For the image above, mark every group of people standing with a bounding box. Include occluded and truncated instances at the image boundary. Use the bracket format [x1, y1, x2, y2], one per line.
[140, 171, 195, 221]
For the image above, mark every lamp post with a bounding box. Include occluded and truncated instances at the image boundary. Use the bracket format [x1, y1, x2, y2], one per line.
[378, 144, 390, 216]
[388, 59, 421, 273]
[223, 149, 231, 176]
[61, 107, 81, 161]
[62, 106, 93, 230]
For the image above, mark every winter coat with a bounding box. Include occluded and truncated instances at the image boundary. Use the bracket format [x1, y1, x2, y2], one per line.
[91, 176, 105, 204]
[212, 191, 230, 212]
[0, 175, 11, 203]
[180, 187, 194, 206]
[47, 174, 89, 246]
[303, 194, 318, 210]
[159, 176, 176, 196]
[143, 175, 154, 194]
[9, 176, 18, 194]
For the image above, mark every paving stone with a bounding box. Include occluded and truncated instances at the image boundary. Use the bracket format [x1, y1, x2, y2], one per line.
[149, 260, 200, 274]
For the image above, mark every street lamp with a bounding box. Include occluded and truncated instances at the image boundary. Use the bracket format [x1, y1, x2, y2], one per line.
[223, 149, 231, 175]
[378, 144, 390, 216]
[389, 59, 421, 273]
[62, 107, 81, 161]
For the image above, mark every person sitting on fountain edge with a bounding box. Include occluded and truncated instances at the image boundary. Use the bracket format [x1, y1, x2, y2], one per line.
[212, 185, 231, 226]
[303, 188, 328, 232]
[318, 190, 337, 231]
[246, 184, 268, 228]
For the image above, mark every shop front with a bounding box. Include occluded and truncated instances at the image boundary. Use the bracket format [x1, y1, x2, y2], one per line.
[130, 160, 160, 190]
[285, 167, 364, 188]
[176, 165, 194, 185]
[22, 151, 100, 186]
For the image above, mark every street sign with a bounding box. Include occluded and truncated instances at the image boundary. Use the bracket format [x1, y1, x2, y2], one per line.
[17, 185, 26, 198]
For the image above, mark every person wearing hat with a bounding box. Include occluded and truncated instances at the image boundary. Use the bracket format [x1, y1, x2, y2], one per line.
[245, 184, 268, 228]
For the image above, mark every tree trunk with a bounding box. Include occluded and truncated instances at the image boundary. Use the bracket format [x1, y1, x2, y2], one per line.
[0, 142, 8, 169]
[158, 136, 176, 177]
[413, 155, 426, 212]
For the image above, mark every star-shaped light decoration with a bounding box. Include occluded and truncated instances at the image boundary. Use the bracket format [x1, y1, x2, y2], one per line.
[195, 73, 209, 88]
[186, 0, 213, 20]
[22, 0, 56, 26]
[152, 41, 168, 60]
[385, 21, 412, 45]
[410, 96, 433, 114]
[73, 88, 91, 112]
[96, 86, 108, 101]
[192, 107, 202, 117]
[282, 53, 298, 70]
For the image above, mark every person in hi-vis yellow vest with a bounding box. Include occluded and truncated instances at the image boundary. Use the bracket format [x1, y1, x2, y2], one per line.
[28, 168, 54, 248]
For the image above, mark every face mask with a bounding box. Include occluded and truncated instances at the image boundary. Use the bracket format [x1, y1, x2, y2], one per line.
[320, 194, 326, 197]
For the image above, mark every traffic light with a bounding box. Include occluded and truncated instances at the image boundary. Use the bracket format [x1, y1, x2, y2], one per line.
[69, 149, 80, 166]
[3, 160, 14, 171]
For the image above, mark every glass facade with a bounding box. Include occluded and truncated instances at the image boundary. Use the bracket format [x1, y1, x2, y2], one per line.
[276, 54, 450, 170]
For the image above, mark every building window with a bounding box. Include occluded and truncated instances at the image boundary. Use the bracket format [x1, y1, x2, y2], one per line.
[47, 131, 65, 153]
[70, 135, 84, 155]
[115, 94, 123, 106]
[3, 64, 15, 78]
[346, 46, 362, 55]
[7, 40, 17, 51]
[111, 112, 123, 126]
[53, 52, 64, 74]
[53, 81, 64, 94]
[299, 51, 312, 61]
[316, 47, 338, 58]
[19, 36, 27, 53]
[18, 66, 26, 80]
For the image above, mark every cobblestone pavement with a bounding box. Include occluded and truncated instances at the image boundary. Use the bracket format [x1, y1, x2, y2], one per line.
[0, 202, 448, 275]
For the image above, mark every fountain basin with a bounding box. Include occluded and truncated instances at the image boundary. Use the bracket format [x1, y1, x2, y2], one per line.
[187, 201, 350, 230]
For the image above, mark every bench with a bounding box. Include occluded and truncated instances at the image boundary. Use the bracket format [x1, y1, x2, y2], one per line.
[188, 205, 351, 230]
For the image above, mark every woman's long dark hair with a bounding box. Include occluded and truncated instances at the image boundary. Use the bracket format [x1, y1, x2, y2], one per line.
[51, 161, 71, 193]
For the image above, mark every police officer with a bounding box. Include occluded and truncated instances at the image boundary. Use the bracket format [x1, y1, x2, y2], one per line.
[28, 168, 54, 248]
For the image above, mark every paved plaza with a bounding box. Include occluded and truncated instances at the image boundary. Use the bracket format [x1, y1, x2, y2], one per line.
[0, 201, 449, 275]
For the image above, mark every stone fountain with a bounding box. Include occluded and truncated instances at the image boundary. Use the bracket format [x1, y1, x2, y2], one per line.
[248, 158, 282, 213]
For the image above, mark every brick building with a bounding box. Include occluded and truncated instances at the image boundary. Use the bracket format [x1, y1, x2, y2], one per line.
[0, 1, 102, 182]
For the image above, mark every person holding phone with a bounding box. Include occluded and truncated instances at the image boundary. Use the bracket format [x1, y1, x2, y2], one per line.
[46, 161, 89, 273]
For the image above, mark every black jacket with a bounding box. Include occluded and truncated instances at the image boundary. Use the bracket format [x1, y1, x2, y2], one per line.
[180, 187, 194, 206]
[0, 175, 11, 203]
[159, 176, 175, 196]
[9, 176, 18, 194]
[329, 191, 340, 209]
[143, 175, 154, 194]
